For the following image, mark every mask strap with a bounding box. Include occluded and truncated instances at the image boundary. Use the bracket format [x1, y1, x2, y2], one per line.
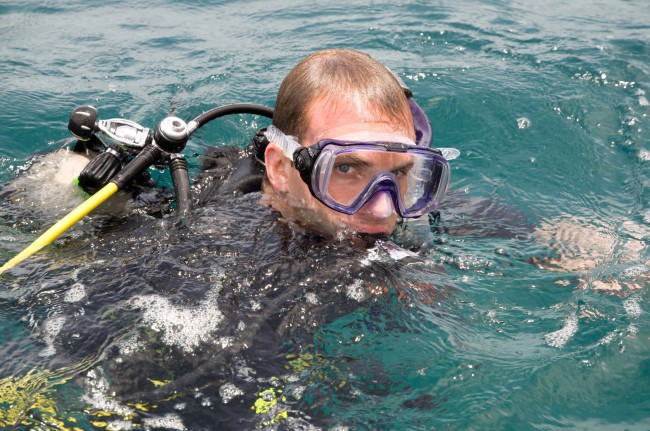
[408, 97, 432, 148]
[386, 66, 433, 148]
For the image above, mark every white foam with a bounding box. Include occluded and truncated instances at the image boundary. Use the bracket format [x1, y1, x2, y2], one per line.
[304, 292, 319, 304]
[83, 369, 135, 419]
[360, 246, 381, 266]
[130, 290, 224, 354]
[39, 315, 66, 357]
[595, 331, 617, 348]
[638, 149, 650, 162]
[64, 283, 86, 303]
[623, 296, 642, 318]
[219, 382, 244, 404]
[142, 414, 186, 430]
[291, 385, 306, 400]
[117, 332, 146, 356]
[544, 314, 578, 348]
[387, 246, 418, 261]
[623, 264, 648, 277]
[361, 241, 418, 265]
[346, 279, 365, 301]
[106, 420, 134, 431]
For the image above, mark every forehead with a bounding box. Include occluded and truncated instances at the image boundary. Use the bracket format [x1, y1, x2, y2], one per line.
[304, 96, 415, 145]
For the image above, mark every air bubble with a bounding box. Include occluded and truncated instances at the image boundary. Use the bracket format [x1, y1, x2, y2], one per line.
[517, 117, 531, 129]
[623, 296, 642, 318]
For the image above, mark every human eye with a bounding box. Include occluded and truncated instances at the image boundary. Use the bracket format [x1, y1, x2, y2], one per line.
[335, 163, 354, 174]
[391, 163, 413, 177]
[332, 154, 366, 177]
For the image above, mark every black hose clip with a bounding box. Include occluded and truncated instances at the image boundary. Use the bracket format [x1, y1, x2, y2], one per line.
[251, 127, 269, 166]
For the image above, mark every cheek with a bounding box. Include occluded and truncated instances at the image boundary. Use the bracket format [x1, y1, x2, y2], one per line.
[289, 172, 344, 217]
[287, 170, 309, 197]
[285, 169, 322, 210]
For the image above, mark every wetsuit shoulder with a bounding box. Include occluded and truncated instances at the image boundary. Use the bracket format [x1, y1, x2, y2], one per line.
[194, 145, 265, 204]
[435, 191, 535, 238]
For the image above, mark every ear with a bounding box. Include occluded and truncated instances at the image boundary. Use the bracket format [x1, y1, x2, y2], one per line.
[264, 143, 292, 193]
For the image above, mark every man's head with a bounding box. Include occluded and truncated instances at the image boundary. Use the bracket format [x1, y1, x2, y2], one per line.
[262, 49, 419, 237]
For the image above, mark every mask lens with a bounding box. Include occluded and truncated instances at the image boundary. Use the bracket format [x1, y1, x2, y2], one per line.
[312, 144, 450, 217]
[402, 154, 449, 214]
[327, 149, 411, 205]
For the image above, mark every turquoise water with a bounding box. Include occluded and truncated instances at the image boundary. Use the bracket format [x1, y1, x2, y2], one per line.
[1, 0, 649, 430]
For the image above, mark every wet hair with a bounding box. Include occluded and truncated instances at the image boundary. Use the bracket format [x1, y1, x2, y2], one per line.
[272, 49, 414, 141]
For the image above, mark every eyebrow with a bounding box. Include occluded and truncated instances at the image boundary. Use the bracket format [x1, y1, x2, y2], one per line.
[396, 160, 414, 171]
[335, 153, 414, 172]
[334, 153, 371, 168]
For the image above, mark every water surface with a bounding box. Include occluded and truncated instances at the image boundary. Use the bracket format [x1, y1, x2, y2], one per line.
[0, 0, 649, 430]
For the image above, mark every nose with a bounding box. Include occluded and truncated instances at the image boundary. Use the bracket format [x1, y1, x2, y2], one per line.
[358, 190, 394, 219]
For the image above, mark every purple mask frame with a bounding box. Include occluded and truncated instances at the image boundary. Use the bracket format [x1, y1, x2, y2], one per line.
[386, 66, 433, 147]
[307, 141, 450, 218]
[410, 97, 433, 148]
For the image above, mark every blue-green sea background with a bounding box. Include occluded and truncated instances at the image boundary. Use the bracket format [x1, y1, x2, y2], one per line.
[1, 0, 649, 430]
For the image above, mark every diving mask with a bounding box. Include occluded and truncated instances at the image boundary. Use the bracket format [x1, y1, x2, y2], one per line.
[264, 125, 459, 218]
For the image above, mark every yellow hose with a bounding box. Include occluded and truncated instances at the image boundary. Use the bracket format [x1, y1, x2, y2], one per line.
[0, 182, 119, 276]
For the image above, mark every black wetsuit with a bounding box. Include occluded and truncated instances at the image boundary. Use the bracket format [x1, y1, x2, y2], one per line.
[0, 145, 532, 430]
[0, 145, 415, 429]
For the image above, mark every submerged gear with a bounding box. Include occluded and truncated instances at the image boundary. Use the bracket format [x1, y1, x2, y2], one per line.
[0, 104, 274, 276]
[264, 125, 459, 218]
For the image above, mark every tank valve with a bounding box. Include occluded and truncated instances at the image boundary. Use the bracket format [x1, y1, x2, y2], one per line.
[68, 105, 98, 140]
[154, 117, 188, 153]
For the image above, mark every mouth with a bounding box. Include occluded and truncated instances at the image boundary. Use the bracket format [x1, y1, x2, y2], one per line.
[343, 217, 395, 235]
[352, 225, 391, 235]
[332, 223, 391, 248]
[285, 201, 397, 238]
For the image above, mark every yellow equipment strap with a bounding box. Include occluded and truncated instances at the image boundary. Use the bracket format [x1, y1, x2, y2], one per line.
[0, 182, 119, 276]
